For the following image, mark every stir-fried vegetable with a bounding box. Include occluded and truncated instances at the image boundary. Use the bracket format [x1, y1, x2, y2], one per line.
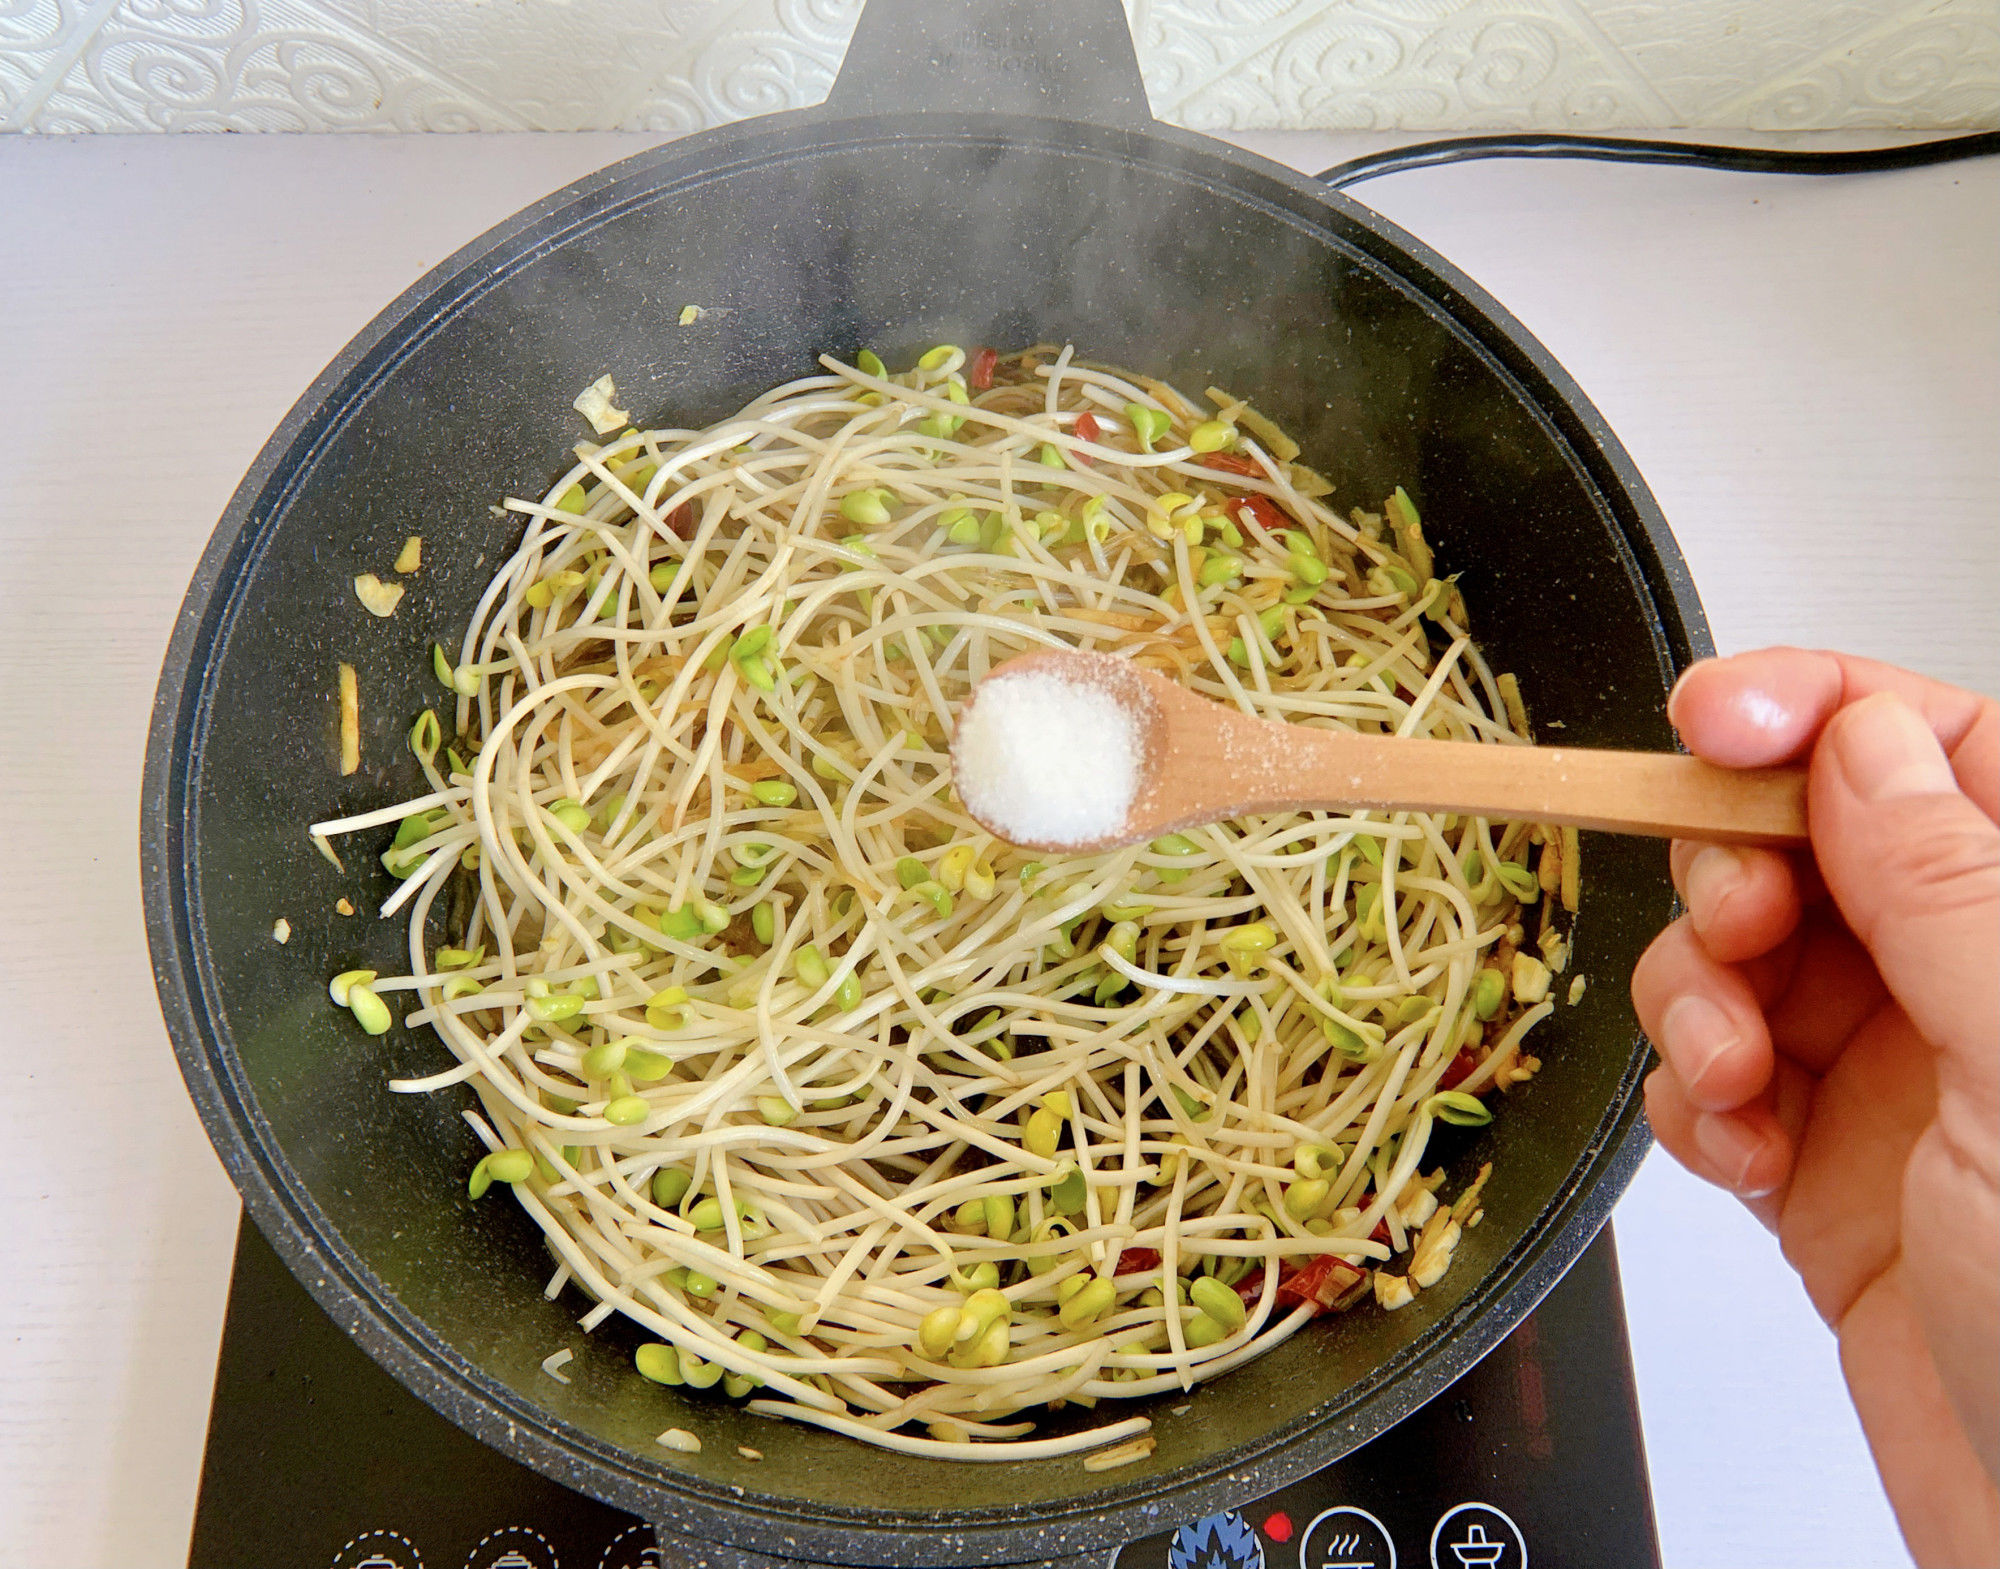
[309, 344, 1573, 1464]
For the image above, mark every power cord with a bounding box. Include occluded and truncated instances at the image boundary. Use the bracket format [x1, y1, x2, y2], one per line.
[1318, 130, 2000, 189]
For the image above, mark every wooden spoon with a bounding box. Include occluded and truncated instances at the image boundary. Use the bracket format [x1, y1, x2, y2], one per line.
[952, 648, 1808, 854]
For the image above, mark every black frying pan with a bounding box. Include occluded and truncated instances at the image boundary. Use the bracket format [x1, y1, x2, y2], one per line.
[142, 3, 1706, 1563]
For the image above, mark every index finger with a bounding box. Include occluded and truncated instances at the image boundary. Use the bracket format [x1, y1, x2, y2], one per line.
[1667, 648, 1998, 821]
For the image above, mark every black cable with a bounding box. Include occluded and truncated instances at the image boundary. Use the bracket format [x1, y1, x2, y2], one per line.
[1317, 130, 2000, 190]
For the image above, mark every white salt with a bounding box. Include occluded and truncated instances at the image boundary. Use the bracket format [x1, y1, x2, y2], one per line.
[954, 669, 1139, 846]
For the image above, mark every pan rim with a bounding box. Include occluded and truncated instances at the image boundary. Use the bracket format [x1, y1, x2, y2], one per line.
[143, 110, 1705, 1566]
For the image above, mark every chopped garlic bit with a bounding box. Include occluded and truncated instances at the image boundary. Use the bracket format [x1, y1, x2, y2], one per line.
[353, 573, 405, 618]
[1084, 1434, 1157, 1472]
[1409, 1211, 1463, 1289]
[1397, 1183, 1439, 1230]
[1374, 1270, 1415, 1310]
[272, 918, 292, 944]
[1511, 950, 1551, 1006]
[541, 1347, 574, 1384]
[336, 897, 356, 916]
[1568, 975, 1587, 1005]
[573, 374, 629, 435]
[736, 1444, 763, 1461]
[337, 662, 360, 775]
[656, 1427, 701, 1453]
[1538, 928, 1569, 974]
[394, 535, 422, 574]
[678, 305, 704, 326]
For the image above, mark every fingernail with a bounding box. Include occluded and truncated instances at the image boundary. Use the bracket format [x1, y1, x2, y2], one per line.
[1660, 993, 1739, 1099]
[1694, 1113, 1774, 1197]
[1684, 844, 1746, 928]
[1666, 662, 1707, 731]
[1832, 693, 1957, 802]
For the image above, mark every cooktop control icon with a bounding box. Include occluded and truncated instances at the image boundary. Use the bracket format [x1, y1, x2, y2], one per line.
[462, 1526, 559, 1569]
[1298, 1505, 1396, 1569]
[1430, 1504, 1526, 1569]
[595, 1524, 665, 1569]
[329, 1529, 424, 1569]
[1168, 1509, 1265, 1569]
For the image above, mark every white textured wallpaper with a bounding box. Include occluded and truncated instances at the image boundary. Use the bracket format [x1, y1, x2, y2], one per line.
[2, 0, 1995, 135]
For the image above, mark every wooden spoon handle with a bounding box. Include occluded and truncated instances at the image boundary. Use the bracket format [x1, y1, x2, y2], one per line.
[1292, 731, 1808, 845]
[1172, 711, 1810, 847]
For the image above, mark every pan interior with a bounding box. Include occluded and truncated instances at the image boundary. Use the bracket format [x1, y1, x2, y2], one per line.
[171, 121, 1678, 1533]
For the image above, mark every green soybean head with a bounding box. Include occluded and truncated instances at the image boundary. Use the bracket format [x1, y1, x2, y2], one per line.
[635, 1343, 684, 1385]
[1189, 1274, 1247, 1331]
[1058, 1276, 1116, 1330]
[652, 1168, 691, 1208]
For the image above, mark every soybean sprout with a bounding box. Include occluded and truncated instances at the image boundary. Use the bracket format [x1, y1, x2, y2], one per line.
[312, 345, 1569, 1460]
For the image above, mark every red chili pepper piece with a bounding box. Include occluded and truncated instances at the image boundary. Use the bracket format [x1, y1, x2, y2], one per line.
[969, 346, 998, 391]
[1113, 1247, 1162, 1276]
[1072, 410, 1099, 465]
[1274, 1254, 1365, 1316]
[1232, 494, 1289, 544]
[665, 502, 695, 540]
[1437, 1050, 1494, 1097]
[1370, 1216, 1391, 1246]
[1199, 451, 1263, 479]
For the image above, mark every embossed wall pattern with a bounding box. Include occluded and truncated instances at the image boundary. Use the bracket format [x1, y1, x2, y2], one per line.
[2, 0, 1995, 134]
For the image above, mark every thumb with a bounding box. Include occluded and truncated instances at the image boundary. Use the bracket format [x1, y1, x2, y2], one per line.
[1811, 692, 2000, 1085]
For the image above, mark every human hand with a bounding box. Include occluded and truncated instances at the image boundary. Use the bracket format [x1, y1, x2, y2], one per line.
[1631, 648, 1999, 1567]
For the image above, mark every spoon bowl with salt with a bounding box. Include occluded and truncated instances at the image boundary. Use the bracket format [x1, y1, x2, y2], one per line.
[951, 648, 1808, 854]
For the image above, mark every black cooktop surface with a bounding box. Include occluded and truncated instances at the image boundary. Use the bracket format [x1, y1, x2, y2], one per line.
[189, 1222, 1658, 1569]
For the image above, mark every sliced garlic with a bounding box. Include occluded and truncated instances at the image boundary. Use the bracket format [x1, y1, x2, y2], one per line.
[573, 373, 629, 435]
[1396, 1183, 1439, 1229]
[353, 573, 405, 618]
[1374, 1270, 1415, 1310]
[1410, 1214, 1463, 1289]
[1511, 950, 1551, 1006]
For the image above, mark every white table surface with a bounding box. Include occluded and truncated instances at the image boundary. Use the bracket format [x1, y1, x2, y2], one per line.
[0, 126, 1992, 1569]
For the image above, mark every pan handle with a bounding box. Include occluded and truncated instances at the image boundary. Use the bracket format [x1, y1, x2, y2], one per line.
[820, 0, 1153, 130]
